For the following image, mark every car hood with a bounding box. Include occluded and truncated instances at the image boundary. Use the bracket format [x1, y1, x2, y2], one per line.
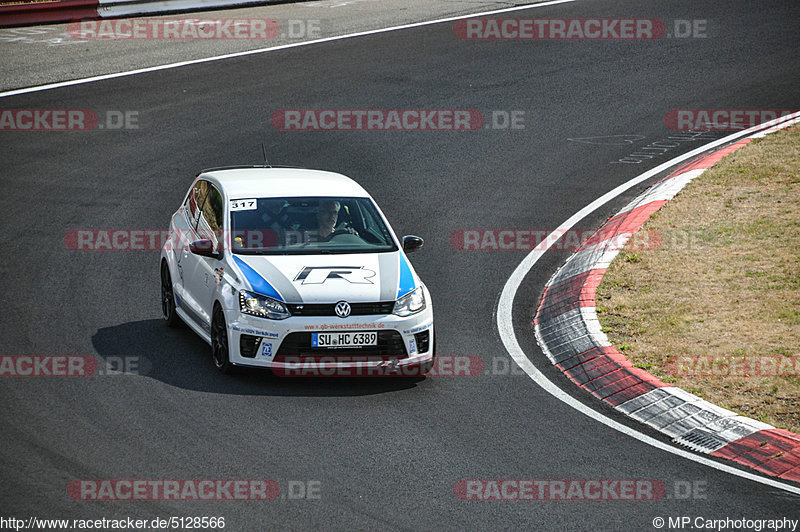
[230, 251, 417, 304]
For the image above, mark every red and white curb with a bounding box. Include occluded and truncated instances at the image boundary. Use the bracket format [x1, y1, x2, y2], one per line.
[0, 0, 281, 27]
[0, 1, 98, 26]
[533, 119, 800, 483]
[98, 0, 276, 19]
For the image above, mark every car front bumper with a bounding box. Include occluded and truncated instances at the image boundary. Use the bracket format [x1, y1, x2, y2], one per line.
[226, 302, 434, 376]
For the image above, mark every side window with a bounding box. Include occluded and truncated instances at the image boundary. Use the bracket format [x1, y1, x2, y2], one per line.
[196, 182, 224, 249]
[184, 180, 208, 227]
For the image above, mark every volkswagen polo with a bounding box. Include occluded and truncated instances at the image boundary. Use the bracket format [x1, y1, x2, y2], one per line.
[159, 166, 434, 375]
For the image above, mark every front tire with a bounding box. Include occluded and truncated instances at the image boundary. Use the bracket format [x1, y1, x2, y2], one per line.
[211, 305, 234, 374]
[161, 261, 181, 328]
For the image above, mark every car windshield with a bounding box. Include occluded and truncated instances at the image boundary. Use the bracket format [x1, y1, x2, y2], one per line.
[229, 196, 398, 255]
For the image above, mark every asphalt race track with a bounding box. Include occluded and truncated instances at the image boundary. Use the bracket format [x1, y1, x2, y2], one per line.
[1, 1, 799, 529]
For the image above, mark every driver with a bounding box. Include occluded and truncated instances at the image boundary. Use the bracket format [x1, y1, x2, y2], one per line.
[315, 200, 358, 239]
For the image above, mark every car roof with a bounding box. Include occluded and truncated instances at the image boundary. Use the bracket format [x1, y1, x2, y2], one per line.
[197, 167, 371, 200]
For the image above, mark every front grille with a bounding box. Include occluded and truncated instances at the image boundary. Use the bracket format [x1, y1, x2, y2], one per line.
[274, 330, 407, 363]
[286, 301, 395, 317]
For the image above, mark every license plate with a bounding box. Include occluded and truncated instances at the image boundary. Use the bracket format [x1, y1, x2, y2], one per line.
[312, 332, 378, 347]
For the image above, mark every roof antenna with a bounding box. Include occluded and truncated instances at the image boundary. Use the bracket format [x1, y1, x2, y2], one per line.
[261, 143, 271, 168]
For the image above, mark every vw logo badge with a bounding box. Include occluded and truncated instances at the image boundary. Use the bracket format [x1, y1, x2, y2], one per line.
[335, 301, 351, 318]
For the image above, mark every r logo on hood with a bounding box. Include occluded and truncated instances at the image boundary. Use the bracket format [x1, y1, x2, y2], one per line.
[294, 266, 376, 285]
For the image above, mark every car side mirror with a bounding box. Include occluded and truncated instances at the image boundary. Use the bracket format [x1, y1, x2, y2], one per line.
[189, 239, 223, 260]
[402, 235, 424, 253]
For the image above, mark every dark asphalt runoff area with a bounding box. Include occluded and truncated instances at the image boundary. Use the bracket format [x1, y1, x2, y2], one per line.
[0, 0, 799, 529]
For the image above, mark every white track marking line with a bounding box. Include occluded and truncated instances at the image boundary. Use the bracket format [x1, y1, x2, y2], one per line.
[0, 0, 573, 99]
[497, 112, 800, 495]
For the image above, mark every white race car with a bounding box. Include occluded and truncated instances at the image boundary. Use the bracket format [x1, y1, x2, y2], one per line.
[160, 166, 434, 376]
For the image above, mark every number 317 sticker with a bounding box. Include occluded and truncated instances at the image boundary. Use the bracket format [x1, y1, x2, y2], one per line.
[230, 199, 257, 211]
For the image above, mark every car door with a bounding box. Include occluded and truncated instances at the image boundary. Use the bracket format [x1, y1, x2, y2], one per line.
[175, 179, 210, 330]
[171, 179, 202, 296]
[182, 180, 226, 332]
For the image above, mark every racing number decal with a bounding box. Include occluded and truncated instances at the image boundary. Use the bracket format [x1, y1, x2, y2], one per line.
[230, 199, 257, 211]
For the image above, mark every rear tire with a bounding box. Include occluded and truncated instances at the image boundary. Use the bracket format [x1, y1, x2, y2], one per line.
[161, 261, 181, 328]
[211, 305, 234, 374]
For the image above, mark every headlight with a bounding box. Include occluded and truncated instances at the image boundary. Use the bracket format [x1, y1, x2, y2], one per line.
[393, 286, 426, 317]
[239, 290, 290, 320]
